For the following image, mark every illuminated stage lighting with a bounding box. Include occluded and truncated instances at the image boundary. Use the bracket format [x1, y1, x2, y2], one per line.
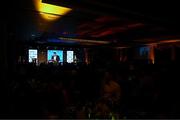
[145, 39, 180, 46]
[59, 37, 110, 45]
[34, 0, 72, 21]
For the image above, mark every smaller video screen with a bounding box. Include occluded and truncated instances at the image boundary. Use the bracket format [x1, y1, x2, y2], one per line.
[139, 46, 150, 57]
[28, 49, 38, 63]
[67, 51, 74, 63]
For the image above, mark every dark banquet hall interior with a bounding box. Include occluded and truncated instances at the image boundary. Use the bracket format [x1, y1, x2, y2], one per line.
[1, 0, 180, 119]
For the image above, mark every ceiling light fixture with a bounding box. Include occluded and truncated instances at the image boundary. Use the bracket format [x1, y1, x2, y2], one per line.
[34, 0, 72, 21]
[59, 37, 110, 44]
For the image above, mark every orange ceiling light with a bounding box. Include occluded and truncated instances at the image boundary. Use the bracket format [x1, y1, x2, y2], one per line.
[158, 39, 180, 44]
[146, 39, 180, 46]
[34, 0, 72, 21]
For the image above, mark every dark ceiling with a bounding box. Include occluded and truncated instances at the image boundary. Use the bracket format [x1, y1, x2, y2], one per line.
[6, 0, 180, 47]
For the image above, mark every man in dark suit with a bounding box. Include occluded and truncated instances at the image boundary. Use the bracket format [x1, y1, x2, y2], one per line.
[51, 52, 60, 62]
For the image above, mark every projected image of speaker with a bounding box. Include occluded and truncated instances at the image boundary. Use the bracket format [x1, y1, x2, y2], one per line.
[28, 49, 38, 63]
[67, 51, 74, 63]
[47, 50, 63, 63]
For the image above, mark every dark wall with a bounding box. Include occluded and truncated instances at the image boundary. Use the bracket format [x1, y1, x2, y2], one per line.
[88, 47, 117, 66]
[175, 46, 180, 62]
[155, 47, 172, 64]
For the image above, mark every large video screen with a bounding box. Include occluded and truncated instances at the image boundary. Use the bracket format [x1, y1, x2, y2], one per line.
[28, 49, 38, 63]
[47, 50, 63, 63]
[67, 51, 74, 63]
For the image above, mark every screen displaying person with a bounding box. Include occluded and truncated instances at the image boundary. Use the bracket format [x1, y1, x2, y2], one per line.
[51, 52, 60, 62]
